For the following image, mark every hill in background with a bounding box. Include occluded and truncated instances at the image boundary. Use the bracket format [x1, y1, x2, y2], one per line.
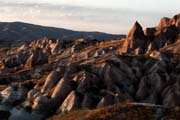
[0, 22, 124, 42]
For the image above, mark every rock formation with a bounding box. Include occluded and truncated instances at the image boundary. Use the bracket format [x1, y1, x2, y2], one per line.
[1, 13, 180, 119]
[122, 21, 146, 54]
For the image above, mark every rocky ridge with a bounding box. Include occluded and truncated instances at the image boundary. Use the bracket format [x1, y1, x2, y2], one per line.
[1, 14, 180, 119]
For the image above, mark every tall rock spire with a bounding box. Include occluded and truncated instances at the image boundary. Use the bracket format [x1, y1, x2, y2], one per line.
[122, 21, 146, 53]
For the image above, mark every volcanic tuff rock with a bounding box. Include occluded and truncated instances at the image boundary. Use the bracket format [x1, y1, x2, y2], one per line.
[1, 13, 180, 119]
[122, 21, 146, 54]
[157, 17, 171, 29]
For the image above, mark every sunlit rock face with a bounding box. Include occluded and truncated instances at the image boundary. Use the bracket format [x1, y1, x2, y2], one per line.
[157, 17, 171, 30]
[57, 91, 83, 113]
[122, 21, 146, 54]
[1, 13, 180, 119]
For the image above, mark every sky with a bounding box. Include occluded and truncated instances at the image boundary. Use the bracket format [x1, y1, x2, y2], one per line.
[0, 0, 180, 34]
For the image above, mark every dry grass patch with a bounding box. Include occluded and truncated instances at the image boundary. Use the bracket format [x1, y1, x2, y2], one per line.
[48, 103, 180, 120]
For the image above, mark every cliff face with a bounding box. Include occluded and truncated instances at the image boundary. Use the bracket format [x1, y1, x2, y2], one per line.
[1, 14, 180, 119]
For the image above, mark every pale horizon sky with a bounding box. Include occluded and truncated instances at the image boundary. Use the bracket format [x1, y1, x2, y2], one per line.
[0, 0, 180, 34]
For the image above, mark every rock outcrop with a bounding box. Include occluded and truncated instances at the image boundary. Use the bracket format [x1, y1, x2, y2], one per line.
[122, 21, 146, 54]
[25, 48, 48, 69]
[1, 13, 180, 119]
[157, 17, 171, 30]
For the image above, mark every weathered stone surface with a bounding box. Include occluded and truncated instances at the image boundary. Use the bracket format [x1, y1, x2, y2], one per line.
[1, 86, 28, 104]
[41, 71, 61, 93]
[32, 95, 53, 114]
[122, 21, 146, 54]
[51, 78, 73, 107]
[25, 48, 48, 68]
[1, 13, 180, 120]
[157, 17, 171, 29]
[144, 27, 156, 36]
[57, 91, 83, 113]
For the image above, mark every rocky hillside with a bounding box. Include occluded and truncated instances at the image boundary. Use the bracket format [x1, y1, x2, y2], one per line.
[0, 22, 123, 43]
[49, 103, 180, 120]
[0, 14, 180, 119]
